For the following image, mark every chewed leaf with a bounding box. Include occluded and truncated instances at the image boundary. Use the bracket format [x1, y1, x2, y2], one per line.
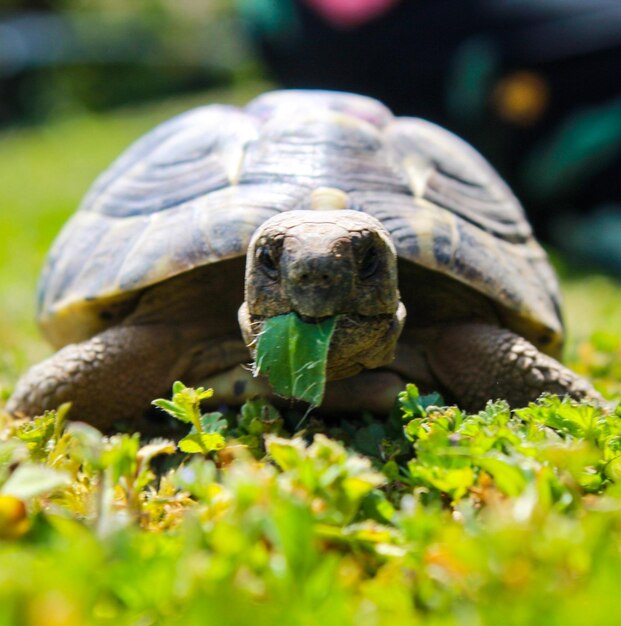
[255, 313, 338, 406]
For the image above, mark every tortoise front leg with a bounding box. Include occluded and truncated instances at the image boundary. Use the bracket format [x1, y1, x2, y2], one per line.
[6, 324, 189, 431]
[424, 323, 602, 411]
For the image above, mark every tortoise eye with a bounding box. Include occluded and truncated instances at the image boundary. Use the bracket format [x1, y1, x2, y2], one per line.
[358, 244, 380, 280]
[257, 245, 279, 279]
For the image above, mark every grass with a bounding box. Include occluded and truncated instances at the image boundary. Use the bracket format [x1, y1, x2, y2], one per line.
[1, 84, 621, 625]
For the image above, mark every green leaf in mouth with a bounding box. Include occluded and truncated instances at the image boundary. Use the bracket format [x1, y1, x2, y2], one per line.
[255, 313, 338, 406]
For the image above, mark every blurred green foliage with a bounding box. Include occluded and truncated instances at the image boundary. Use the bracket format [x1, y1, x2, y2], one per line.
[0, 387, 621, 624]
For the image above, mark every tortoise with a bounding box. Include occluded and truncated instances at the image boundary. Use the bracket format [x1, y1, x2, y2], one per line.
[7, 90, 599, 430]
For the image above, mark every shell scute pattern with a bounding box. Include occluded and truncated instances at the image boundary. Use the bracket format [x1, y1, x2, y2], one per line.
[83, 106, 259, 219]
[39, 90, 562, 353]
[239, 111, 408, 194]
[38, 212, 110, 317]
[352, 186, 560, 343]
[386, 118, 531, 243]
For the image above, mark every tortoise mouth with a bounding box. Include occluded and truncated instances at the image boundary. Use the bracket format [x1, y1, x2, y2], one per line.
[250, 310, 396, 326]
[238, 299, 406, 382]
[292, 312, 334, 325]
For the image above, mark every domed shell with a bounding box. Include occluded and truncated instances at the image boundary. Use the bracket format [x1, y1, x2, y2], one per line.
[39, 90, 562, 355]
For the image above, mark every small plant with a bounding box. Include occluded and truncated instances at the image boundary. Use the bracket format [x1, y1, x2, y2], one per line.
[152, 381, 227, 454]
[398, 385, 621, 507]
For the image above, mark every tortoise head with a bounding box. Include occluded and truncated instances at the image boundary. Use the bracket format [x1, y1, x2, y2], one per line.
[238, 208, 406, 381]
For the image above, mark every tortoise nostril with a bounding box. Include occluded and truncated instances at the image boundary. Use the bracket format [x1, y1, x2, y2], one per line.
[297, 272, 333, 286]
[287, 252, 346, 290]
[296, 271, 333, 285]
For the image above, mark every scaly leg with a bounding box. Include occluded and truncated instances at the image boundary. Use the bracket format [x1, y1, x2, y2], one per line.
[425, 323, 602, 411]
[7, 324, 190, 431]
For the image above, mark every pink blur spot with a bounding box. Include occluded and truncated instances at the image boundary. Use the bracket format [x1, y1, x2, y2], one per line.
[303, 0, 400, 29]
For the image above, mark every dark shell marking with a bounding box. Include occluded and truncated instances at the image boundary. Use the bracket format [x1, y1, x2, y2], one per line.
[39, 89, 562, 353]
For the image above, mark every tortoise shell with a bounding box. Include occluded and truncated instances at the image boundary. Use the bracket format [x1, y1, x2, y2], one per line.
[38, 90, 563, 355]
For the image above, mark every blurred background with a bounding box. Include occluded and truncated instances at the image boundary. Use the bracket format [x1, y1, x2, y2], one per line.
[0, 0, 252, 126]
[1, 0, 621, 395]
